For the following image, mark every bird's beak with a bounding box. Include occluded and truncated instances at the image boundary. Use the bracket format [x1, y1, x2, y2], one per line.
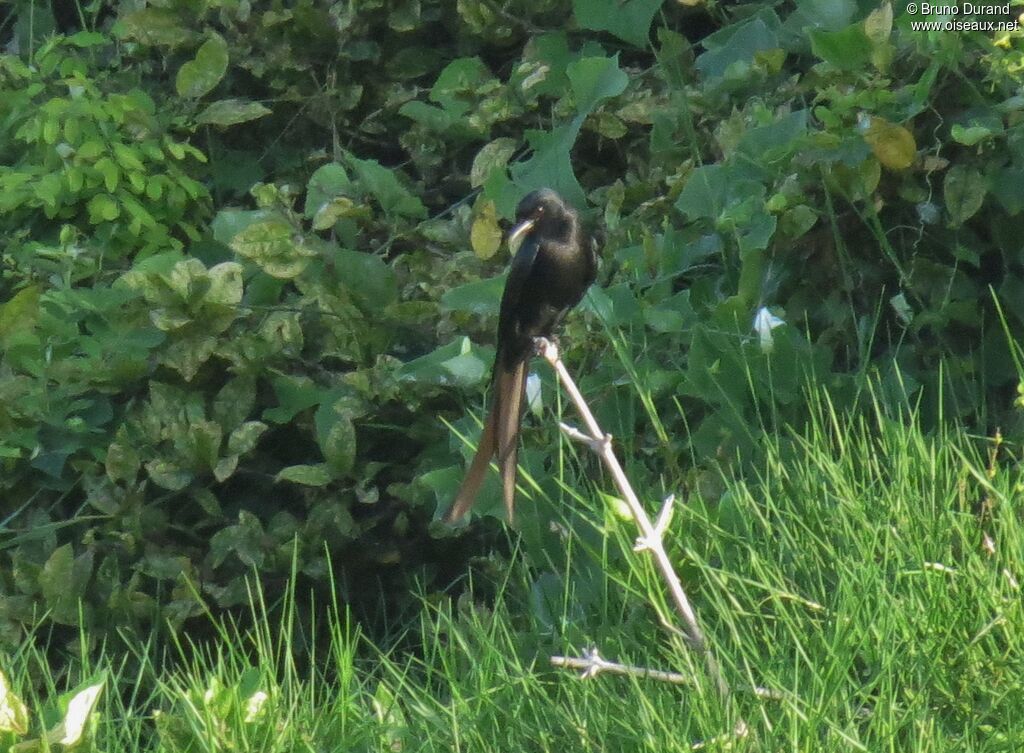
[506, 218, 535, 253]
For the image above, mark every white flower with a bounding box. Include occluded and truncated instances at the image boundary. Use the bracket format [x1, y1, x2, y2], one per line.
[753, 307, 785, 353]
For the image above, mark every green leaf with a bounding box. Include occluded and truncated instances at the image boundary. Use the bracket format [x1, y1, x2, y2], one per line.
[315, 401, 356, 476]
[567, 56, 630, 117]
[197, 98, 272, 127]
[441, 275, 505, 316]
[944, 165, 987, 226]
[347, 156, 427, 219]
[87, 193, 120, 223]
[809, 24, 872, 71]
[398, 338, 489, 387]
[993, 168, 1024, 214]
[227, 421, 268, 455]
[696, 17, 780, 81]
[211, 208, 277, 244]
[573, 0, 664, 48]
[334, 249, 398, 308]
[213, 376, 257, 429]
[163, 334, 218, 380]
[276, 464, 333, 486]
[117, 8, 193, 47]
[106, 430, 140, 484]
[145, 459, 193, 490]
[264, 375, 322, 423]
[176, 33, 229, 99]
[0, 285, 41, 343]
[305, 163, 353, 218]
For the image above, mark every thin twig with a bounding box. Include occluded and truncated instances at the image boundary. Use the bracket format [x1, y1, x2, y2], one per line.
[536, 337, 731, 701]
[551, 649, 785, 700]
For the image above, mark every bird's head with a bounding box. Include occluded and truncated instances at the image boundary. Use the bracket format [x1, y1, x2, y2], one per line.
[507, 189, 575, 250]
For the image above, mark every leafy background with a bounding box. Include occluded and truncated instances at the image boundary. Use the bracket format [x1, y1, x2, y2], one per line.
[2, 0, 1023, 680]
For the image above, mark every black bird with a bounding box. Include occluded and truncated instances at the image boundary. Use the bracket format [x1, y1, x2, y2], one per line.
[444, 189, 597, 524]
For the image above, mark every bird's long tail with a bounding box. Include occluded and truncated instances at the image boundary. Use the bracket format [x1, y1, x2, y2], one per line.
[444, 359, 527, 523]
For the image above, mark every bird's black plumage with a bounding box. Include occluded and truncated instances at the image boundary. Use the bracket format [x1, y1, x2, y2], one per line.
[444, 189, 597, 524]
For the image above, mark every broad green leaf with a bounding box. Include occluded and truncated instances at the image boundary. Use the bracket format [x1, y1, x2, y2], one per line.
[944, 165, 987, 226]
[440, 275, 505, 316]
[696, 17, 779, 81]
[511, 123, 587, 208]
[398, 338, 489, 386]
[187, 419, 223, 471]
[441, 352, 488, 384]
[513, 56, 626, 206]
[567, 56, 629, 117]
[116, 8, 192, 47]
[87, 193, 120, 223]
[145, 459, 193, 490]
[163, 334, 218, 380]
[0, 285, 41, 342]
[196, 98, 271, 126]
[175, 33, 229, 99]
[213, 454, 239, 482]
[333, 248, 398, 307]
[951, 123, 994, 146]
[264, 375, 322, 423]
[106, 430, 140, 484]
[470, 199, 502, 259]
[992, 168, 1024, 214]
[276, 464, 333, 486]
[675, 164, 727, 220]
[213, 376, 257, 429]
[780, 205, 818, 239]
[347, 155, 427, 218]
[305, 163, 352, 217]
[316, 401, 356, 476]
[809, 24, 872, 71]
[211, 208, 278, 244]
[573, 0, 664, 48]
[430, 57, 492, 109]
[227, 421, 268, 455]
[39, 544, 86, 622]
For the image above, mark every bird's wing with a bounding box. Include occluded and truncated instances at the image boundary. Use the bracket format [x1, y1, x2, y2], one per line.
[496, 233, 540, 364]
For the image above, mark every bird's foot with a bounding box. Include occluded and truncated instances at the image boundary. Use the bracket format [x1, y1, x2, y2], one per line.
[533, 336, 560, 361]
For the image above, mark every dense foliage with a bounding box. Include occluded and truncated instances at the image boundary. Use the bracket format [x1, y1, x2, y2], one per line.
[1, 0, 1023, 667]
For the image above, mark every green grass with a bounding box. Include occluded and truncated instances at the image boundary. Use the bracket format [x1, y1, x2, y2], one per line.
[2, 389, 1023, 751]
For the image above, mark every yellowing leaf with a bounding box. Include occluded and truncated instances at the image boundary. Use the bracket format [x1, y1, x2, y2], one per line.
[0, 670, 29, 735]
[864, 2, 893, 43]
[863, 116, 915, 170]
[175, 33, 229, 99]
[470, 200, 502, 260]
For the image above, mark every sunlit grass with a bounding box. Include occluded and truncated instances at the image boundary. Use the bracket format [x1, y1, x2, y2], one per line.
[2, 386, 1023, 751]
